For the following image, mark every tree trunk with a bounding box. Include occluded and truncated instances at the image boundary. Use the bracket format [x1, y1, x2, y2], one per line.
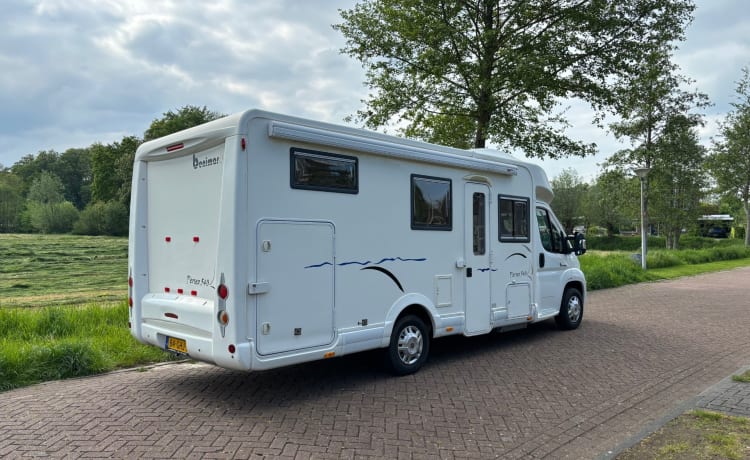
[745, 200, 750, 247]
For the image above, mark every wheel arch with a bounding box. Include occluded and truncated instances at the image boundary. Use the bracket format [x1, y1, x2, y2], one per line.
[381, 293, 437, 347]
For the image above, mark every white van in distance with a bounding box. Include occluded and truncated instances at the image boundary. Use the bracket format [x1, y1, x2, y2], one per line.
[128, 109, 586, 375]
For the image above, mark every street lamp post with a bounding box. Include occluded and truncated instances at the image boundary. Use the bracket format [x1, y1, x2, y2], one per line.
[634, 167, 651, 270]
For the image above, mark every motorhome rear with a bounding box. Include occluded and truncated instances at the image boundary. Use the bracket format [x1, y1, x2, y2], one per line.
[128, 109, 586, 375]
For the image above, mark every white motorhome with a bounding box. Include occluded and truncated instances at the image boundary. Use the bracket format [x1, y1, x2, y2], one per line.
[128, 109, 586, 375]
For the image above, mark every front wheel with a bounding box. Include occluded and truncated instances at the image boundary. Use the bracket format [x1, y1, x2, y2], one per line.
[386, 315, 430, 375]
[555, 287, 583, 330]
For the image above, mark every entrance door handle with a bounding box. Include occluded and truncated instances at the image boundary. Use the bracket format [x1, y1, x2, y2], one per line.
[539, 253, 545, 268]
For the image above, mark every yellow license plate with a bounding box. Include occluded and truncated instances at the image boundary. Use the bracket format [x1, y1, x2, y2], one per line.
[166, 336, 187, 354]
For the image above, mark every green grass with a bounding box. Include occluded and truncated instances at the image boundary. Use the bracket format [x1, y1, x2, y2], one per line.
[0, 234, 173, 391]
[733, 370, 750, 383]
[0, 234, 128, 307]
[618, 410, 750, 460]
[581, 244, 750, 291]
[0, 302, 174, 391]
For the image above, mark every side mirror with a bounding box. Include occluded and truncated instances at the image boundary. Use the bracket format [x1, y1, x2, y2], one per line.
[565, 233, 587, 256]
[573, 233, 586, 256]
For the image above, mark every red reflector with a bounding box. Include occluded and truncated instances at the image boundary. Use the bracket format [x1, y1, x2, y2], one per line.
[228, 344, 236, 354]
[164, 287, 170, 293]
[165, 312, 178, 319]
[128, 297, 133, 307]
[166, 143, 184, 152]
[165, 236, 171, 242]
[193, 236, 200, 242]
[241, 138, 246, 150]
[217, 284, 228, 300]
[191, 290, 197, 296]
[128, 276, 133, 288]
[177, 288, 184, 294]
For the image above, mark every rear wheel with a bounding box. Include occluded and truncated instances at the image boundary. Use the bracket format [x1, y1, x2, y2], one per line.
[386, 315, 430, 375]
[555, 287, 583, 330]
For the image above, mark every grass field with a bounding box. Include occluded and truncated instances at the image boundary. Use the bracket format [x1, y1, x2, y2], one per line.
[0, 234, 172, 390]
[0, 234, 127, 308]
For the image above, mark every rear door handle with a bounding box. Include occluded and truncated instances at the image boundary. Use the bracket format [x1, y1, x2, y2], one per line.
[466, 267, 473, 278]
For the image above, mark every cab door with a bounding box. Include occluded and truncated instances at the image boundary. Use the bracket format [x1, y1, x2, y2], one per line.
[535, 206, 572, 315]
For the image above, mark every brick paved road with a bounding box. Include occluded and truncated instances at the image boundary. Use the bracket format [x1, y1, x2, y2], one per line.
[2, 267, 750, 459]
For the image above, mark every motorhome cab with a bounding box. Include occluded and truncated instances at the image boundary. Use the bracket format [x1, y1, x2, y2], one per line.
[128, 109, 586, 375]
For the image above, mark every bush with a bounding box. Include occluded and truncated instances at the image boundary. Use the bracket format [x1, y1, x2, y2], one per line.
[580, 253, 656, 290]
[27, 201, 79, 234]
[73, 201, 129, 236]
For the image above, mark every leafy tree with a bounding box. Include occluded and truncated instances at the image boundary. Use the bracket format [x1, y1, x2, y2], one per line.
[648, 115, 706, 248]
[335, 0, 695, 157]
[10, 150, 62, 196]
[144, 105, 224, 141]
[709, 67, 750, 246]
[27, 172, 66, 204]
[585, 168, 639, 237]
[91, 136, 141, 204]
[56, 148, 92, 210]
[606, 45, 709, 250]
[0, 171, 24, 232]
[25, 172, 79, 234]
[550, 168, 588, 233]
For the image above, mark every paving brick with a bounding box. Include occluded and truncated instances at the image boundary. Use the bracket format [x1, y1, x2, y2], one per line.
[2, 267, 750, 458]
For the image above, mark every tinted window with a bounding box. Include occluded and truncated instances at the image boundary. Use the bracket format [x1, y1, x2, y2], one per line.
[473, 192, 486, 255]
[499, 196, 530, 242]
[291, 148, 358, 193]
[412, 175, 452, 230]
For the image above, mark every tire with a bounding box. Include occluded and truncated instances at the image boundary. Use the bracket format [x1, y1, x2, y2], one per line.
[555, 287, 583, 330]
[386, 315, 430, 375]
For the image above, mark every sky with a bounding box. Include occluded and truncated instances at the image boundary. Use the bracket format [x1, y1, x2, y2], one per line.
[1, 0, 748, 183]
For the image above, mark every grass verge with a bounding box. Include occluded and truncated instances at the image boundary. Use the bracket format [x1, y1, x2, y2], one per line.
[617, 410, 750, 459]
[0, 302, 174, 391]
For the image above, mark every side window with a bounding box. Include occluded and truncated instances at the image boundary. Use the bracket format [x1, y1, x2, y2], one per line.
[536, 207, 565, 253]
[472, 192, 486, 255]
[411, 175, 452, 230]
[499, 196, 530, 242]
[290, 148, 358, 194]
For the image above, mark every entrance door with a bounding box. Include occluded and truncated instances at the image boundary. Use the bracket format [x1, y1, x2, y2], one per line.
[256, 220, 335, 355]
[464, 183, 492, 335]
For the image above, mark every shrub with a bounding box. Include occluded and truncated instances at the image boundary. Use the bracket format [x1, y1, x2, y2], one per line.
[73, 201, 129, 236]
[27, 201, 79, 234]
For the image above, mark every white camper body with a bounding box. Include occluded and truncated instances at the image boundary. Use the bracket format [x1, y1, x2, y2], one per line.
[128, 109, 586, 374]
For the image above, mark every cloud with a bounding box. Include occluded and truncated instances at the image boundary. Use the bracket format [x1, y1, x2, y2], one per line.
[0, 0, 363, 167]
[0, 0, 748, 180]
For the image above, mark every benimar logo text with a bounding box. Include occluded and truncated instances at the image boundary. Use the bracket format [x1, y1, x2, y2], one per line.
[193, 153, 221, 169]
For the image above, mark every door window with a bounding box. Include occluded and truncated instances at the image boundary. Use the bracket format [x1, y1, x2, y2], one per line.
[472, 192, 486, 255]
[536, 208, 565, 253]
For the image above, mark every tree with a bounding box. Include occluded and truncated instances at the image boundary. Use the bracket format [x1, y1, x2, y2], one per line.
[144, 105, 224, 141]
[91, 136, 141, 204]
[606, 45, 709, 250]
[648, 115, 706, 248]
[335, 0, 695, 157]
[27, 171, 66, 204]
[550, 168, 588, 233]
[56, 148, 92, 210]
[25, 172, 79, 234]
[586, 168, 639, 237]
[0, 171, 24, 232]
[709, 67, 750, 246]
